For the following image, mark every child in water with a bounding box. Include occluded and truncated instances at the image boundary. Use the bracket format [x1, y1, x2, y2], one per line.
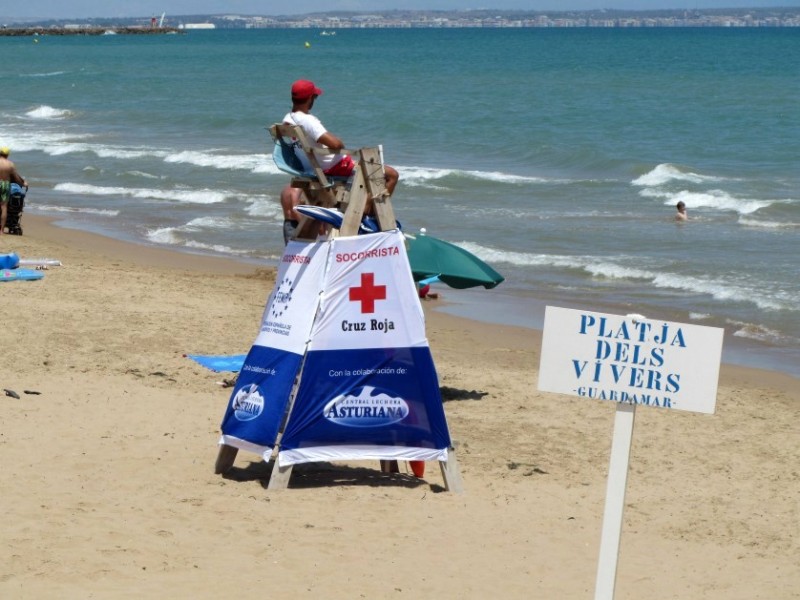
[675, 201, 688, 222]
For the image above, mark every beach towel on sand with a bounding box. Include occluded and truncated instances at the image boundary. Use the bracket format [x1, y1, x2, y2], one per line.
[1, 268, 44, 282]
[187, 354, 246, 372]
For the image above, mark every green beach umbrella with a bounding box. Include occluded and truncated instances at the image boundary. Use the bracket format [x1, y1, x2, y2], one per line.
[406, 231, 504, 290]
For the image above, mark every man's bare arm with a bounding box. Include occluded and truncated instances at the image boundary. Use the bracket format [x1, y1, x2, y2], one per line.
[317, 131, 345, 151]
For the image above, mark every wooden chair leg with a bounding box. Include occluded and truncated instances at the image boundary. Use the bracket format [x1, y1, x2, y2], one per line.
[380, 460, 400, 473]
[214, 444, 238, 475]
[439, 448, 465, 494]
[268, 460, 293, 490]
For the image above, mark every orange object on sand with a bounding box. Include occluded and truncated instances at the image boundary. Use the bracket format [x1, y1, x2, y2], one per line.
[409, 460, 425, 477]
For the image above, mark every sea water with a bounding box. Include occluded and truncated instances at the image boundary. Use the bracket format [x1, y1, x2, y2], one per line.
[3, 28, 799, 376]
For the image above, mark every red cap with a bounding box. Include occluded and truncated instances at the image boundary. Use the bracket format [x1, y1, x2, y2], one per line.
[291, 79, 323, 101]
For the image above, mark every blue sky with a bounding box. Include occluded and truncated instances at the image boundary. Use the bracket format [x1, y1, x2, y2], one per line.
[4, 1, 799, 20]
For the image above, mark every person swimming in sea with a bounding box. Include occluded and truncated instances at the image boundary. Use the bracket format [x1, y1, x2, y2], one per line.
[675, 200, 688, 222]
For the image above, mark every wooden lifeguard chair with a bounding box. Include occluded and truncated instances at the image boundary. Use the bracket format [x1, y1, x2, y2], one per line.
[269, 123, 397, 238]
[213, 125, 463, 493]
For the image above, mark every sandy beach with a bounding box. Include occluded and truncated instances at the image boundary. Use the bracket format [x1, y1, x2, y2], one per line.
[1, 215, 798, 599]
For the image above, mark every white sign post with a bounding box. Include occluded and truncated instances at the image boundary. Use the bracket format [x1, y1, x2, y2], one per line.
[537, 306, 724, 600]
[594, 402, 635, 600]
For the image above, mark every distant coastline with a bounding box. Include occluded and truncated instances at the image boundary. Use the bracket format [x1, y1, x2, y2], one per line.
[0, 26, 180, 36]
[4, 7, 800, 30]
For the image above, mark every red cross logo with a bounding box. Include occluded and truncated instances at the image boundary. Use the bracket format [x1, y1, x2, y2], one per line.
[349, 272, 387, 314]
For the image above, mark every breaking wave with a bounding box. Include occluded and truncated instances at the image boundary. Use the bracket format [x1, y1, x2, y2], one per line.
[458, 241, 794, 313]
[145, 225, 250, 255]
[639, 187, 777, 215]
[54, 182, 230, 204]
[31, 204, 120, 216]
[399, 165, 569, 188]
[25, 105, 73, 120]
[632, 163, 727, 187]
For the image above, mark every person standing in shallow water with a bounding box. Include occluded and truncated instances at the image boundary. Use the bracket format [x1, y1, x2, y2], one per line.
[0, 147, 27, 235]
[675, 201, 688, 222]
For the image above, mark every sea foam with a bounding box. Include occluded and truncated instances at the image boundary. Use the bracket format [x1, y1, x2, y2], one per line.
[666, 190, 774, 215]
[32, 204, 120, 217]
[730, 321, 791, 345]
[245, 196, 282, 219]
[25, 105, 73, 120]
[399, 166, 560, 188]
[651, 272, 790, 312]
[184, 240, 250, 255]
[54, 182, 229, 204]
[739, 216, 799, 229]
[632, 163, 725, 187]
[145, 225, 249, 255]
[166, 150, 269, 172]
[457, 241, 597, 271]
[22, 71, 67, 78]
[183, 216, 236, 230]
[640, 187, 776, 215]
[460, 240, 793, 313]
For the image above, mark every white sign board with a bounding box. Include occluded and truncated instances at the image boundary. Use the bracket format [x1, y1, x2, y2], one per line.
[538, 306, 723, 414]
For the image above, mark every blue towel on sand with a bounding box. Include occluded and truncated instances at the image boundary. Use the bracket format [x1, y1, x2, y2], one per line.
[187, 354, 247, 372]
[1, 268, 44, 282]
